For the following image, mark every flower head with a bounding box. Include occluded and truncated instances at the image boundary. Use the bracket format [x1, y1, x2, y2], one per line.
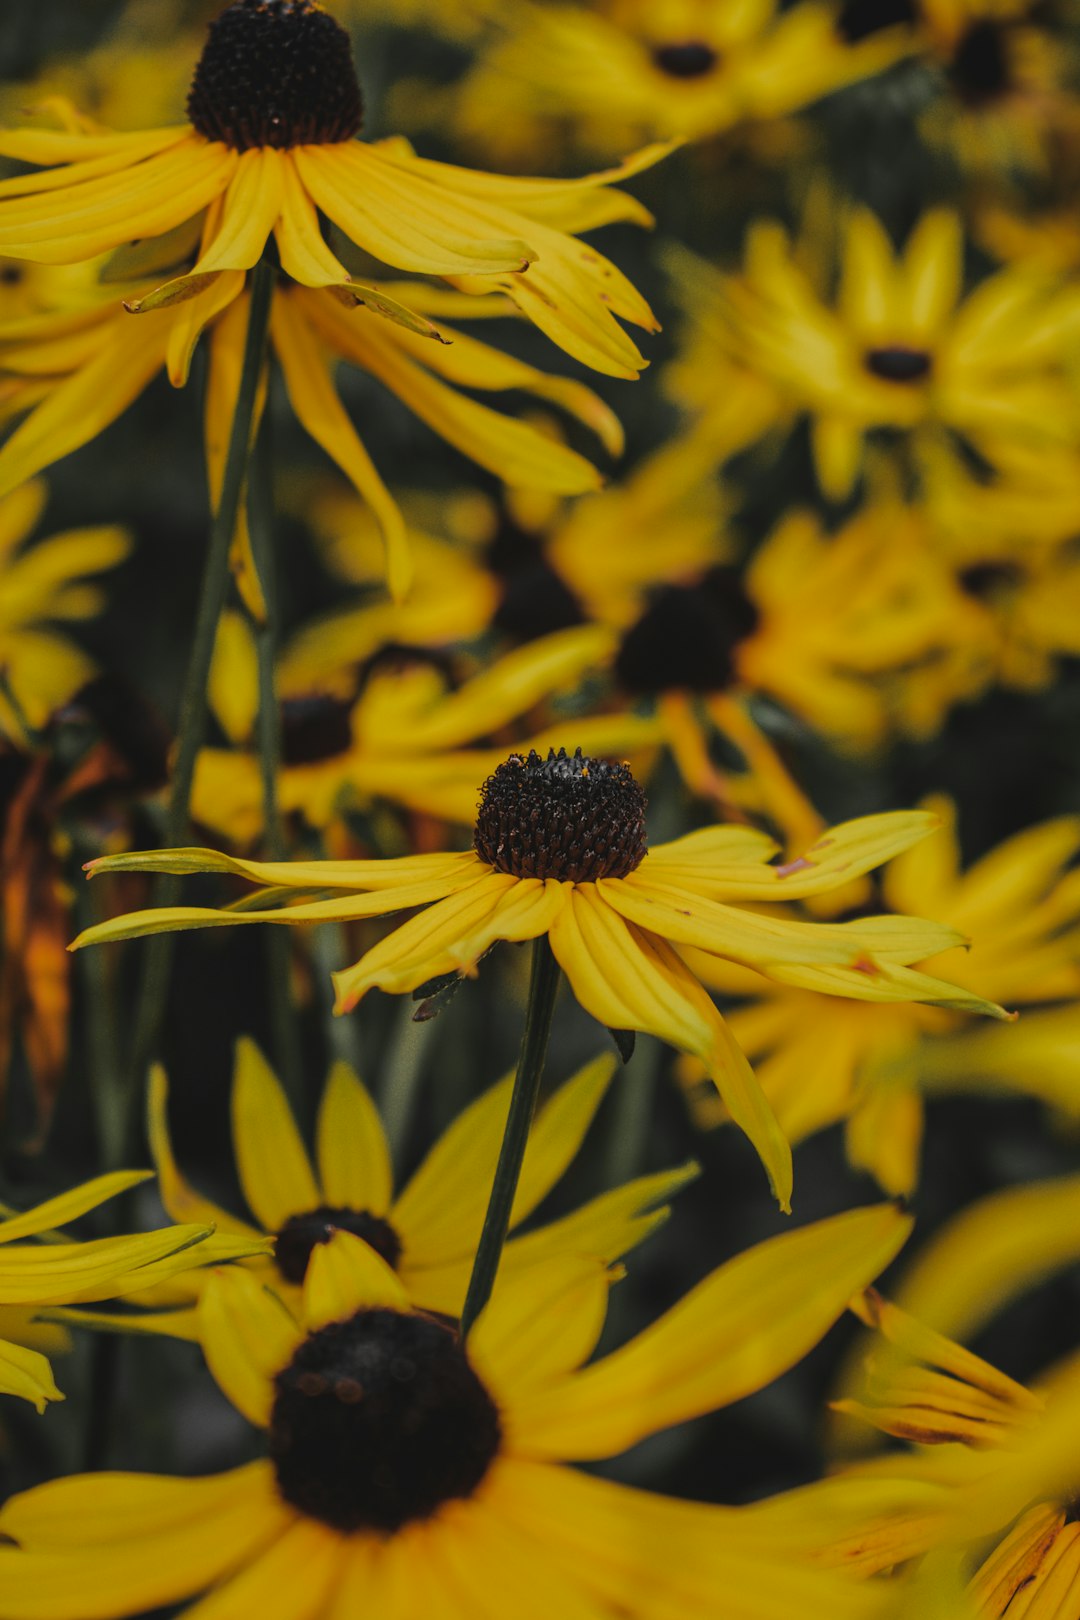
[0, 1201, 911, 1617]
[133, 1039, 696, 1323]
[73, 769, 1009, 1210]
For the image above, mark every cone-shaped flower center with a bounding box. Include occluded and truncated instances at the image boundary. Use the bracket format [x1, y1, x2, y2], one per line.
[275, 1207, 403, 1284]
[270, 1309, 502, 1531]
[950, 19, 1011, 105]
[615, 567, 760, 696]
[188, 0, 364, 151]
[652, 41, 719, 78]
[864, 346, 933, 382]
[474, 747, 647, 881]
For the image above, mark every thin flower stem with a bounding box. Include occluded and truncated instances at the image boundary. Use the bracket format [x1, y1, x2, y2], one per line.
[379, 995, 438, 1159]
[248, 402, 303, 1111]
[460, 937, 561, 1340]
[119, 260, 276, 1160]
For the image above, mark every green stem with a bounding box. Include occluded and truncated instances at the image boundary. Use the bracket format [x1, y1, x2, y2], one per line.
[378, 996, 438, 1160]
[120, 259, 276, 1160]
[248, 396, 303, 1112]
[460, 938, 561, 1339]
[603, 1032, 661, 1189]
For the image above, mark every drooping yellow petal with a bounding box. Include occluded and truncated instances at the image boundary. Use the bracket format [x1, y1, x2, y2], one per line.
[0, 1226, 214, 1306]
[273, 155, 352, 286]
[510, 1202, 912, 1459]
[302, 1229, 411, 1331]
[199, 1268, 301, 1428]
[270, 290, 413, 601]
[315, 1061, 394, 1216]
[190, 147, 284, 276]
[83, 844, 479, 892]
[0, 1337, 63, 1412]
[549, 888, 793, 1209]
[231, 1037, 320, 1233]
[329, 873, 554, 1013]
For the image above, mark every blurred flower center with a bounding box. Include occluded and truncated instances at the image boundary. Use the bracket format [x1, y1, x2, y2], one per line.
[615, 567, 760, 696]
[487, 516, 586, 641]
[863, 345, 933, 382]
[835, 0, 917, 44]
[957, 560, 1024, 600]
[275, 1207, 403, 1283]
[270, 1308, 501, 1531]
[949, 20, 1012, 106]
[474, 747, 648, 881]
[651, 41, 720, 79]
[279, 693, 355, 766]
[188, 0, 364, 152]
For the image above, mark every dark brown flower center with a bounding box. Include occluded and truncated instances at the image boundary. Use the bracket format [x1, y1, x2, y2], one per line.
[270, 1309, 501, 1532]
[835, 0, 917, 43]
[652, 41, 719, 79]
[279, 693, 354, 766]
[474, 747, 647, 882]
[188, 0, 363, 151]
[950, 20, 1012, 107]
[486, 514, 586, 642]
[275, 1206, 403, 1284]
[864, 346, 933, 383]
[615, 567, 760, 696]
[957, 560, 1024, 600]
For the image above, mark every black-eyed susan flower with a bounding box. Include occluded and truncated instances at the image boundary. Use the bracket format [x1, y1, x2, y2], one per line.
[675, 206, 1080, 500]
[0, 1168, 264, 1410]
[679, 796, 1079, 1196]
[73, 758, 1007, 1209]
[0, 0, 664, 596]
[0, 478, 129, 741]
[196, 617, 659, 843]
[0, 1201, 911, 1617]
[441, 0, 905, 162]
[129, 1038, 696, 1328]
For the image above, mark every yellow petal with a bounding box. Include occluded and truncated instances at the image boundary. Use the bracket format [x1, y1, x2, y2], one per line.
[302, 1229, 410, 1331]
[0, 1337, 63, 1411]
[315, 1061, 394, 1215]
[179, 1517, 346, 1620]
[147, 1065, 259, 1236]
[686, 811, 944, 901]
[0, 1463, 290, 1620]
[273, 155, 352, 286]
[199, 1268, 300, 1427]
[270, 291, 413, 601]
[232, 1038, 320, 1232]
[467, 1255, 612, 1408]
[0, 1226, 213, 1306]
[511, 1202, 912, 1458]
[0, 1171, 151, 1244]
[549, 888, 793, 1209]
[395, 1051, 614, 1270]
[502, 1161, 700, 1275]
[191, 147, 284, 275]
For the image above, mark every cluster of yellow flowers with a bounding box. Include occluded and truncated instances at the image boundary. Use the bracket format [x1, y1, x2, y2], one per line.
[0, 0, 1078, 1615]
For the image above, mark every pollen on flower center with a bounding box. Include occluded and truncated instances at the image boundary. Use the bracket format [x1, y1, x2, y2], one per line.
[188, 0, 364, 152]
[615, 567, 760, 696]
[864, 346, 933, 382]
[473, 747, 648, 882]
[651, 41, 720, 79]
[269, 1309, 502, 1532]
[275, 1207, 403, 1284]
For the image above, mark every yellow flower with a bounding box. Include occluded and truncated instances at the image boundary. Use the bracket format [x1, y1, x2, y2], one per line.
[442, 0, 905, 160]
[681, 206, 1080, 500]
[73, 761, 1006, 1210]
[0, 1201, 911, 1617]
[129, 1038, 697, 1326]
[678, 797, 1079, 1196]
[0, 0, 663, 595]
[197, 615, 659, 843]
[0, 478, 129, 741]
[0, 1169, 263, 1410]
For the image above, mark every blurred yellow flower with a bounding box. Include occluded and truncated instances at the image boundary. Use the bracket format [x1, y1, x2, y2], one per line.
[673, 206, 1080, 500]
[0, 478, 129, 741]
